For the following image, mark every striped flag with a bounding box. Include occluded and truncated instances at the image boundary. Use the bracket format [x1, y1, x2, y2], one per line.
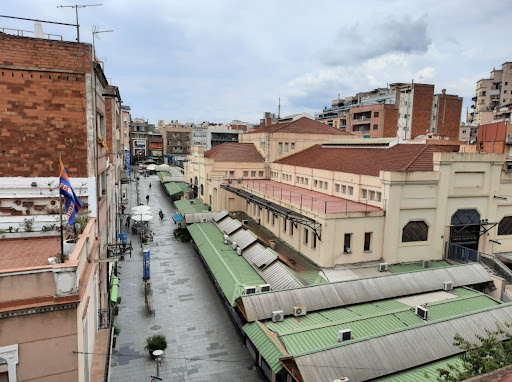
[59, 159, 83, 225]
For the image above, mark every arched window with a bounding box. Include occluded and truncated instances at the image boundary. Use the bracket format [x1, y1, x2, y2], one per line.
[200, 184, 204, 196]
[402, 221, 428, 242]
[498, 216, 512, 235]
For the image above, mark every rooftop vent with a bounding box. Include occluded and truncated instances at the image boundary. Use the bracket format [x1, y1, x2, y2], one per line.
[244, 286, 257, 295]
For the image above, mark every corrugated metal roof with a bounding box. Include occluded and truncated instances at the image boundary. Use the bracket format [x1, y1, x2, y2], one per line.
[229, 229, 258, 250]
[375, 356, 462, 381]
[187, 223, 264, 305]
[244, 322, 287, 374]
[213, 210, 229, 222]
[164, 182, 192, 196]
[240, 263, 491, 322]
[320, 267, 358, 282]
[174, 198, 209, 214]
[258, 262, 303, 290]
[162, 175, 184, 184]
[215, 217, 242, 234]
[184, 212, 218, 224]
[243, 244, 278, 269]
[388, 260, 452, 274]
[293, 304, 512, 382]
[396, 291, 457, 307]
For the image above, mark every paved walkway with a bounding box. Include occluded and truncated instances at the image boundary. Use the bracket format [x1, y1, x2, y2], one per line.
[110, 170, 261, 382]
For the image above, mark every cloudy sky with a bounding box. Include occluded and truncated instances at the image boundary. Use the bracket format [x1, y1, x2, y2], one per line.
[2, 0, 511, 124]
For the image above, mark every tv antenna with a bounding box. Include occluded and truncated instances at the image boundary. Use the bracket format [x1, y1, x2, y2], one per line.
[92, 25, 114, 49]
[57, 3, 102, 42]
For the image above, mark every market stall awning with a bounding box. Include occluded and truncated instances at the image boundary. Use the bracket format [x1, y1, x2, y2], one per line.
[164, 182, 192, 197]
[173, 214, 184, 222]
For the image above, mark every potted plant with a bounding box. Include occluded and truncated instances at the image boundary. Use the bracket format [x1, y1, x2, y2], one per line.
[145, 335, 167, 358]
[114, 296, 122, 315]
[113, 326, 121, 348]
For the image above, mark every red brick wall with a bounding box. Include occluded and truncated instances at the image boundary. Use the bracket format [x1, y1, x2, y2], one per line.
[0, 34, 92, 73]
[478, 121, 508, 153]
[411, 84, 434, 138]
[436, 94, 462, 140]
[383, 106, 399, 138]
[0, 35, 92, 177]
[105, 98, 113, 150]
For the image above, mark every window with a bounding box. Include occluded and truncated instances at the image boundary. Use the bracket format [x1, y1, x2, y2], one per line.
[304, 228, 309, 245]
[300, 177, 304, 184]
[291, 143, 295, 149]
[342, 185, 347, 194]
[402, 221, 428, 242]
[267, 210, 270, 223]
[229, 171, 235, 177]
[335, 184, 340, 193]
[283, 218, 287, 233]
[498, 216, 512, 235]
[246, 200, 250, 211]
[370, 191, 375, 200]
[505, 90, 508, 94]
[278, 143, 283, 154]
[209, 194, 212, 205]
[376, 192, 381, 201]
[364, 232, 372, 251]
[251, 171, 256, 177]
[362, 189, 367, 199]
[201, 184, 204, 195]
[285, 143, 289, 152]
[462, 129, 467, 134]
[373, 124, 378, 130]
[324, 182, 328, 190]
[272, 213, 275, 226]
[259, 171, 264, 177]
[167, 140, 171, 146]
[314, 180, 318, 187]
[506, 82, 509, 86]
[243, 171, 249, 177]
[374, 112, 379, 118]
[305, 178, 308, 185]
[290, 221, 294, 236]
[344, 234, 352, 253]
[312, 233, 317, 249]
[348, 186, 353, 195]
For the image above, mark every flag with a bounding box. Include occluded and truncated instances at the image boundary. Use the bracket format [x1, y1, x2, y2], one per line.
[60, 158, 83, 226]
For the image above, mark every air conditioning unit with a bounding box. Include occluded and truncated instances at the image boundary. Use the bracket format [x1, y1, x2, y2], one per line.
[422, 260, 431, 268]
[256, 218, 261, 224]
[338, 329, 352, 342]
[443, 281, 453, 291]
[258, 284, 271, 293]
[231, 242, 238, 250]
[293, 305, 307, 317]
[200, 218, 208, 223]
[190, 200, 195, 204]
[236, 247, 242, 256]
[223, 235, 229, 244]
[415, 305, 428, 320]
[242, 219, 249, 225]
[272, 310, 284, 323]
[378, 263, 389, 272]
[244, 286, 257, 295]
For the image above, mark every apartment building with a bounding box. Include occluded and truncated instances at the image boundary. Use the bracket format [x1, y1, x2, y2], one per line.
[0, 31, 122, 381]
[129, 118, 149, 163]
[120, 105, 131, 151]
[163, 126, 192, 162]
[471, 62, 512, 125]
[459, 122, 478, 144]
[317, 83, 463, 140]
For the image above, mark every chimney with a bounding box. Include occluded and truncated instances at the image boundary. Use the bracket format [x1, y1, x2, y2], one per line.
[442, 89, 446, 95]
[266, 117, 272, 126]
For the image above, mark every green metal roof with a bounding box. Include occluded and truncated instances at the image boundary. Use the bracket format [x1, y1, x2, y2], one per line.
[375, 356, 462, 381]
[388, 260, 452, 274]
[187, 223, 264, 305]
[110, 275, 119, 303]
[157, 171, 170, 181]
[164, 182, 192, 197]
[243, 287, 502, 375]
[174, 198, 209, 214]
[244, 321, 286, 374]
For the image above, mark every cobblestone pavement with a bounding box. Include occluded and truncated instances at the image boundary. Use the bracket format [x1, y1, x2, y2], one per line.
[110, 170, 262, 382]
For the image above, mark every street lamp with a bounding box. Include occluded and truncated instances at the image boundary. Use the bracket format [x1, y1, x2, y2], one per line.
[152, 349, 163, 377]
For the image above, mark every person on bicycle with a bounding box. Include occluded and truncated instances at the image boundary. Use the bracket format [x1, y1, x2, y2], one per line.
[159, 209, 164, 220]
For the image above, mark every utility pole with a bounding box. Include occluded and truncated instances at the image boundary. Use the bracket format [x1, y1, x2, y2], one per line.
[57, 3, 102, 42]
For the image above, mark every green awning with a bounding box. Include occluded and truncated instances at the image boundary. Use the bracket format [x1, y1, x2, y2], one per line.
[174, 198, 210, 214]
[110, 275, 119, 303]
[164, 182, 192, 197]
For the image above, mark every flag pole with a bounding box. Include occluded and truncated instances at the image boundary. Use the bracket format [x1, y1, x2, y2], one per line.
[59, 155, 64, 263]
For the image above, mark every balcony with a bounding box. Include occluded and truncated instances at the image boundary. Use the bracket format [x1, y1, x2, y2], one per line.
[352, 116, 372, 124]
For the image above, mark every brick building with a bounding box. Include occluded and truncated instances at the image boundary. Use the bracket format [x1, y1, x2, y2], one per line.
[163, 126, 192, 163]
[0, 32, 122, 381]
[317, 83, 462, 140]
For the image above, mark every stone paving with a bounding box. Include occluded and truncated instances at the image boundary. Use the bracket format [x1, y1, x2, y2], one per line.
[110, 169, 262, 382]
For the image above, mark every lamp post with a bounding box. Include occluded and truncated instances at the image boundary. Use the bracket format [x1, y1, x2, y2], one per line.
[152, 350, 163, 377]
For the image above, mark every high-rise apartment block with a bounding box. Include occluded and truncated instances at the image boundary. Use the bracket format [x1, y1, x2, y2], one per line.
[317, 83, 463, 140]
[471, 62, 512, 125]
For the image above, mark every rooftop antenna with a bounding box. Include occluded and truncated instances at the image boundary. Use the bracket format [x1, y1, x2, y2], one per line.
[92, 25, 114, 52]
[418, 72, 423, 83]
[57, 3, 102, 42]
[278, 97, 281, 119]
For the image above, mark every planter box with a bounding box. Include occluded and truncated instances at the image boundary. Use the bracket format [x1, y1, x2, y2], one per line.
[22, 201, 34, 207]
[34, 205, 45, 211]
[10, 211, 23, 216]
[0, 207, 11, 213]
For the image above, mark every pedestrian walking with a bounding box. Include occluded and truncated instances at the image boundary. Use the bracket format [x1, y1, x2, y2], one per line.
[126, 215, 131, 227]
[149, 183, 152, 190]
[146, 195, 150, 204]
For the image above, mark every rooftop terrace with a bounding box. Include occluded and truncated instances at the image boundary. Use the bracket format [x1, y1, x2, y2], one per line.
[0, 235, 60, 270]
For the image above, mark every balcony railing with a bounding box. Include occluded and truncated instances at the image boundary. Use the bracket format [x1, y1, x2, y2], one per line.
[352, 116, 372, 123]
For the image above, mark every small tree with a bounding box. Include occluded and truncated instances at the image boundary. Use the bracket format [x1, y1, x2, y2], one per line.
[22, 217, 35, 232]
[436, 321, 512, 381]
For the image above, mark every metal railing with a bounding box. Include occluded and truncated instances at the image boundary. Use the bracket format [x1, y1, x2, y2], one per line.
[0, 27, 63, 40]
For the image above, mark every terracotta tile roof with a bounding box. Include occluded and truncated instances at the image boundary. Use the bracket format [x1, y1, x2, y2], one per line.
[275, 144, 457, 176]
[204, 142, 264, 162]
[0, 236, 60, 270]
[248, 117, 352, 135]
